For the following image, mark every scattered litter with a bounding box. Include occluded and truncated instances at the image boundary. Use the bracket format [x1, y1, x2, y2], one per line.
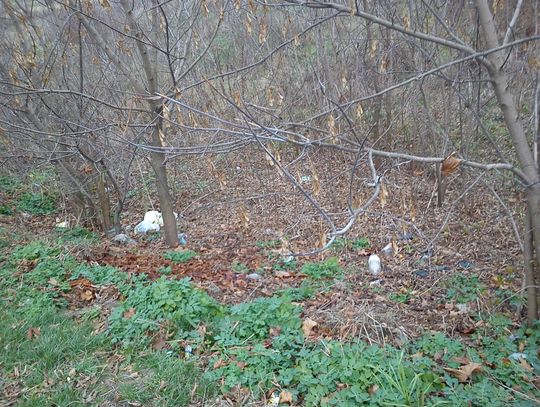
[55, 220, 69, 228]
[432, 265, 450, 271]
[143, 210, 163, 226]
[134, 220, 160, 234]
[246, 273, 263, 281]
[509, 352, 527, 361]
[415, 269, 429, 278]
[178, 233, 187, 245]
[369, 279, 381, 286]
[456, 303, 470, 313]
[416, 250, 433, 265]
[112, 234, 136, 245]
[300, 175, 311, 182]
[457, 259, 474, 270]
[381, 243, 394, 256]
[143, 210, 179, 227]
[266, 392, 280, 407]
[368, 254, 381, 275]
[399, 231, 414, 240]
[184, 345, 193, 358]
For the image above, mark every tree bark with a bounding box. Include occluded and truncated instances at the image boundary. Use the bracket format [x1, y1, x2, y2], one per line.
[476, 0, 540, 322]
[524, 209, 538, 324]
[119, 0, 179, 247]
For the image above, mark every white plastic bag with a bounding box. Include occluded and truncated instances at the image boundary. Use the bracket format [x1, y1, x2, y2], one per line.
[143, 210, 178, 227]
[134, 220, 160, 234]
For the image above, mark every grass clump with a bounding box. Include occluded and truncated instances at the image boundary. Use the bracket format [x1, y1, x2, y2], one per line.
[108, 276, 223, 346]
[302, 257, 343, 279]
[54, 225, 98, 243]
[16, 192, 56, 215]
[446, 273, 487, 303]
[163, 249, 197, 263]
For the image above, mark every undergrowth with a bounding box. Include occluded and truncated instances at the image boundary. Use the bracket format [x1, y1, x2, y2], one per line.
[0, 238, 538, 406]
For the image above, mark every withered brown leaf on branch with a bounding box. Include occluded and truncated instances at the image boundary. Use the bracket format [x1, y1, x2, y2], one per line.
[441, 152, 461, 176]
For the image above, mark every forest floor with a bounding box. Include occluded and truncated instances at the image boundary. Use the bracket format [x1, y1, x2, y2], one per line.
[0, 149, 539, 406]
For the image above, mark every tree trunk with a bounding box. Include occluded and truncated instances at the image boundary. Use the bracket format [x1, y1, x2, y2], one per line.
[149, 104, 179, 247]
[476, 0, 540, 322]
[118, 0, 179, 247]
[524, 206, 539, 324]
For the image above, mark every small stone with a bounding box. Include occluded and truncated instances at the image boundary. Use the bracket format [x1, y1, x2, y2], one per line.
[381, 243, 393, 256]
[246, 273, 263, 281]
[113, 234, 136, 245]
[399, 231, 414, 240]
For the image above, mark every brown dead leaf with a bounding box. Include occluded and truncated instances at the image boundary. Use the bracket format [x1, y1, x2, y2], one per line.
[452, 356, 471, 365]
[274, 270, 291, 278]
[123, 308, 136, 319]
[98, 0, 111, 10]
[317, 232, 326, 249]
[69, 278, 93, 288]
[519, 358, 533, 372]
[238, 205, 249, 229]
[213, 359, 228, 369]
[269, 326, 282, 337]
[279, 390, 293, 404]
[302, 318, 318, 338]
[441, 152, 461, 176]
[368, 384, 379, 395]
[152, 336, 170, 351]
[357, 248, 370, 256]
[444, 362, 482, 382]
[380, 184, 388, 208]
[312, 172, 321, 196]
[80, 290, 93, 301]
[27, 327, 41, 340]
[433, 351, 444, 363]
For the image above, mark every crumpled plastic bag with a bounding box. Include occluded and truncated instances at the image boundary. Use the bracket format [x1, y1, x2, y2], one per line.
[143, 210, 164, 227]
[143, 210, 178, 227]
[134, 220, 160, 234]
[135, 210, 179, 234]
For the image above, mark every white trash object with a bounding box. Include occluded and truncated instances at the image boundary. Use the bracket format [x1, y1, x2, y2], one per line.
[143, 210, 163, 226]
[134, 220, 160, 234]
[509, 352, 527, 361]
[455, 303, 470, 313]
[55, 220, 69, 228]
[143, 210, 178, 227]
[368, 254, 381, 275]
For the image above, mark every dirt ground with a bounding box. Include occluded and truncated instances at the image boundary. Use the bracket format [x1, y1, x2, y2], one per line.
[27, 147, 523, 347]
